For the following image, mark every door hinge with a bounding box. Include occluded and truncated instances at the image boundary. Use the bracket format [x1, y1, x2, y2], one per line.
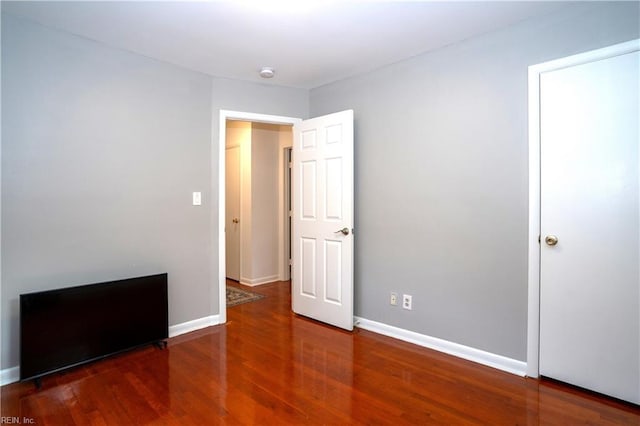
[288, 259, 292, 266]
[288, 161, 292, 169]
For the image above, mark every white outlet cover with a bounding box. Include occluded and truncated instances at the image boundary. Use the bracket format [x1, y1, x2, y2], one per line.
[402, 294, 412, 310]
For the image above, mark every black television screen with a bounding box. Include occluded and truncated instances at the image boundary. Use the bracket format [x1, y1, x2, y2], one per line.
[20, 273, 168, 381]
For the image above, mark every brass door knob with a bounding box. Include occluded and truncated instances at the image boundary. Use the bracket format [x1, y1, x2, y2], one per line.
[232, 218, 239, 224]
[545, 235, 558, 246]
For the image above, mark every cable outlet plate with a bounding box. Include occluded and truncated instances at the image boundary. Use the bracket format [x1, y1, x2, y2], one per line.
[390, 292, 398, 306]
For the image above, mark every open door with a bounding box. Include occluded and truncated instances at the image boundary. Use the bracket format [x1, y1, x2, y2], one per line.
[292, 110, 354, 330]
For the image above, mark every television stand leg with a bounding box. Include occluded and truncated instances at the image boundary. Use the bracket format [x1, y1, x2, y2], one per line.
[154, 340, 167, 350]
[34, 377, 42, 390]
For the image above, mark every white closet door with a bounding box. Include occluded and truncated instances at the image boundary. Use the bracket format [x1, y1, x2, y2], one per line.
[539, 50, 639, 404]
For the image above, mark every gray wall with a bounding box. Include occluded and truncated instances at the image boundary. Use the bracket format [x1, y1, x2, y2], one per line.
[310, 2, 640, 361]
[1, 14, 307, 369]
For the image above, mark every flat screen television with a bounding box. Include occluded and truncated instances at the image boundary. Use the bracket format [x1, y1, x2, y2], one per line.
[20, 273, 168, 382]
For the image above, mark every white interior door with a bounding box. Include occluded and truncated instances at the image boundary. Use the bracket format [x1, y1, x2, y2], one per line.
[539, 49, 639, 404]
[225, 145, 241, 281]
[292, 110, 354, 330]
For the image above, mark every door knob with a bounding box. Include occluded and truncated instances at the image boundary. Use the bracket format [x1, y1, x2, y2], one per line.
[334, 227, 350, 236]
[232, 218, 239, 224]
[545, 235, 558, 246]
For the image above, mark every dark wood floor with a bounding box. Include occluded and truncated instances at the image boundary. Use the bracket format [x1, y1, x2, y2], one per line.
[2, 280, 639, 425]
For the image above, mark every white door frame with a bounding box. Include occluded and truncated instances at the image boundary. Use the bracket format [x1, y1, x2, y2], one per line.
[217, 110, 301, 323]
[526, 39, 640, 378]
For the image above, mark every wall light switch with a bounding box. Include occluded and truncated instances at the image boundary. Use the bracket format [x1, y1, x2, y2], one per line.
[192, 192, 202, 206]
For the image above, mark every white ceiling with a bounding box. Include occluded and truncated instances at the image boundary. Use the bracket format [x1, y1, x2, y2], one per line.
[2, 1, 571, 89]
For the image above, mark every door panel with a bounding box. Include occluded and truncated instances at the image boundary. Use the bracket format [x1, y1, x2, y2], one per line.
[292, 110, 354, 330]
[301, 161, 317, 218]
[325, 158, 343, 219]
[539, 50, 639, 403]
[301, 238, 317, 297]
[324, 240, 343, 303]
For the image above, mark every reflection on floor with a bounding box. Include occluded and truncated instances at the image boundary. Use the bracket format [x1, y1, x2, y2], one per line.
[2, 280, 638, 424]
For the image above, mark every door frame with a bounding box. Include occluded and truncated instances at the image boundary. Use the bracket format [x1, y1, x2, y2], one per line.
[526, 39, 640, 378]
[217, 110, 301, 323]
[280, 147, 293, 282]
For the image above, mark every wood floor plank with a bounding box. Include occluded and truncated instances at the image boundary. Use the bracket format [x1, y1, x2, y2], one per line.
[2, 280, 639, 425]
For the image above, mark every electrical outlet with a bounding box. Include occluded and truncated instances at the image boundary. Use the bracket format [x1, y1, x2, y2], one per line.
[402, 294, 412, 310]
[390, 292, 398, 306]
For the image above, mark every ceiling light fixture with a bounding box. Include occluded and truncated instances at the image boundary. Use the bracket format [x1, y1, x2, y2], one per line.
[259, 67, 275, 78]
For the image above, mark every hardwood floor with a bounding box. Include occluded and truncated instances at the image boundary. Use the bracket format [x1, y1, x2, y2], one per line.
[2, 280, 638, 425]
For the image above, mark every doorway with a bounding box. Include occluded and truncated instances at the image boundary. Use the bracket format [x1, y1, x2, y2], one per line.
[217, 109, 355, 330]
[224, 120, 293, 291]
[217, 111, 301, 324]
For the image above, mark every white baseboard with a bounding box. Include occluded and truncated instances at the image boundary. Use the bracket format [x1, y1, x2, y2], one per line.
[354, 316, 527, 377]
[0, 315, 221, 387]
[239, 275, 279, 286]
[168, 314, 220, 338]
[0, 366, 20, 386]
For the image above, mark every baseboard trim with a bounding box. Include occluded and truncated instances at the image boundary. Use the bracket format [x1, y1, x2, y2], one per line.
[0, 315, 221, 386]
[354, 316, 527, 377]
[168, 315, 221, 338]
[239, 275, 279, 286]
[0, 366, 20, 386]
